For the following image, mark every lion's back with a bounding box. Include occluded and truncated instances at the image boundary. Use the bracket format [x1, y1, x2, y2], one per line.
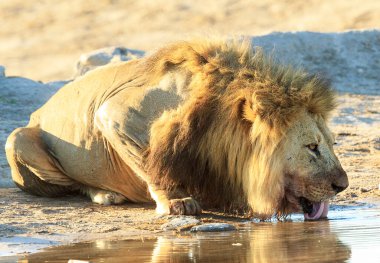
[26, 62, 142, 184]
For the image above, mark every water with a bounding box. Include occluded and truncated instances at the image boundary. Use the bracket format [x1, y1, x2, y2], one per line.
[3, 206, 380, 263]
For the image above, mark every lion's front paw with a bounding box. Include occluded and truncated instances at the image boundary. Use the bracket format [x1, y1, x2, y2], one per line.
[169, 197, 202, 215]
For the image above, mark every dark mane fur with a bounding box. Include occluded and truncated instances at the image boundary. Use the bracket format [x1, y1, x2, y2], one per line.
[142, 38, 336, 215]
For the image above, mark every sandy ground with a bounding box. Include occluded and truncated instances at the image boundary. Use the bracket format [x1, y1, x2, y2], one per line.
[1, 0, 380, 82]
[330, 95, 380, 203]
[0, 0, 380, 257]
[0, 189, 250, 256]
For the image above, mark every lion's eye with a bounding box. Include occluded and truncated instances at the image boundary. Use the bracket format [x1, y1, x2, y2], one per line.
[306, 143, 321, 156]
[307, 144, 318, 151]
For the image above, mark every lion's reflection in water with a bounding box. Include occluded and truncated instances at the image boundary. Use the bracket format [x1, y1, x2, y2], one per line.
[151, 221, 351, 263]
[22, 220, 351, 263]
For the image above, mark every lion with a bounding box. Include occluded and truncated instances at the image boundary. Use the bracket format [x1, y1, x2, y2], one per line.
[5, 38, 348, 220]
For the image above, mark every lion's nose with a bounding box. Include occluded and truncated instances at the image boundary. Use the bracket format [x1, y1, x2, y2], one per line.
[331, 169, 349, 193]
[331, 183, 347, 193]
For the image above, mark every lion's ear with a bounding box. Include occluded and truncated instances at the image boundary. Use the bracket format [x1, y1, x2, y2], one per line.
[241, 97, 275, 128]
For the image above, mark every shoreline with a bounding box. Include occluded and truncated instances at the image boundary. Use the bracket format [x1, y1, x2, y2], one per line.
[1, 187, 379, 257]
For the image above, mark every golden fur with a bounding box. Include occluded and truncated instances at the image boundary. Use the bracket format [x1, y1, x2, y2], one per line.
[143, 38, 338, 217]
[6, 37, 346, 219]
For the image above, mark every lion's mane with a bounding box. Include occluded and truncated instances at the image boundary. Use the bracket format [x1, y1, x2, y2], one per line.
[143, 38, 336, 218]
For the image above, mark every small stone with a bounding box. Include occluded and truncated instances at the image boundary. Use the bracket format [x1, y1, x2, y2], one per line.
[372, 138, 380, 150]
[161, 216, 200, 231]
[75, 47, 144, 77]
[360, 187, 369, 193]
[350, 193, 358, 198]
[101, 226, 121, 233]
[190, 223, 236, 232]
[0, 65, 5, 77]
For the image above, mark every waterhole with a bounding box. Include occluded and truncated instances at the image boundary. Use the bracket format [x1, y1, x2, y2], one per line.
[5, 206, 380, 263]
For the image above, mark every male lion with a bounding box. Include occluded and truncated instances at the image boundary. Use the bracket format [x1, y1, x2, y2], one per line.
[5, 39, 348, 220]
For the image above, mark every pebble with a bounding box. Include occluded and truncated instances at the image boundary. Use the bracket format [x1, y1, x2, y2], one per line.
[0, 65, 4, 77]
[360, 187, 370, 193]
[190, 223, 236, 232]
[161, 216, 200, 231]
[75, 47, 144, 77]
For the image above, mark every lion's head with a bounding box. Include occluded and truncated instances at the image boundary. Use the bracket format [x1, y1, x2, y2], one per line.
[144, 38, 348, 220]
[234, 44, 349, 220]
[280, 112, 348, 220]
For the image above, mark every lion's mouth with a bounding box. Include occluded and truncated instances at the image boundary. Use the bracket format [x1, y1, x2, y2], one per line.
[299, 197, 329, 220]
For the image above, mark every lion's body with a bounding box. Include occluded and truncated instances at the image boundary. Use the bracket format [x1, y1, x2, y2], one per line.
[5, 39, 348, 219]
[8, 59, 190, 203]
[25, 61, 154, 202]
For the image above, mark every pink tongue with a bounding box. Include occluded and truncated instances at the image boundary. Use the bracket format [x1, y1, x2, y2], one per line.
[304, 201, 329, 220]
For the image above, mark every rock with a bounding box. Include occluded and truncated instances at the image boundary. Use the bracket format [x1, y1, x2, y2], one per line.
[161, 216, 200, 231]
[0, 65, 5, 77]
[0, 76, 65, 187]
[360, 187, 370, 193]
[253, 30, 380, 95]
[372, 137, 380, 150]
[46, 80, 70, 90]
[74, 46, 144, 77]
[190, 223, 236, 232]
[0, 224, 25, 236]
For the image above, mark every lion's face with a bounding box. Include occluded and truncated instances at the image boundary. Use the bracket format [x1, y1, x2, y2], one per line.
[281, 111, 348, 218]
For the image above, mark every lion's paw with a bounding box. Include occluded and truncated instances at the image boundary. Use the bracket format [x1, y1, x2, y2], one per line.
[91, 190, 126, 205]
[169, 197, 202, 215]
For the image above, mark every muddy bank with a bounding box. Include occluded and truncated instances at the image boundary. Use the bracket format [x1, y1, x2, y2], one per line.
[0, 187, 379, 257]
[6, 206, 380, 263]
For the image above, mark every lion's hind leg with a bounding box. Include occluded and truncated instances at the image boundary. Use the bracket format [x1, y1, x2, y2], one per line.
[5, 127, 77, 197]
[81, 186, 126, 205]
